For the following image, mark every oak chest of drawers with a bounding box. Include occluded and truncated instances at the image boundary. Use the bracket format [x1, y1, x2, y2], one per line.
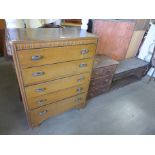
[88, 55, 119, 99]
[7, 28, 97, 127]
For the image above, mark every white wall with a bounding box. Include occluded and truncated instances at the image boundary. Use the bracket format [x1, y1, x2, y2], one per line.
[138, 23, 155, 77]
[5, 19, 25, 28]
[5, 19, 62, 28]
[81, 19, 89, 30]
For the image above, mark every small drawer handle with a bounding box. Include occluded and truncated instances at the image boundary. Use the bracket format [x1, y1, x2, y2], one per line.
[39, 110, 48, 116]
[80, 49, 89, 54]
[76, 87, 83, 93]
[77, 76, 85, 82]
[105, 79, 109, 82]
[94, 72, 99, 75]
[79, 63, 87, 68]
[35, 88, 46, 92]
[75, 97, 82, 103]
[31, 55, 43, 61]
[92, 82, 95, 86]
[36, 99, 47, 105]
[32, 71, 45, 76]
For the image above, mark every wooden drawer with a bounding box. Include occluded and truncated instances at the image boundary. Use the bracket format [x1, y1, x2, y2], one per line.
[92, 65, 116, 79]
[17, 44, 96, 68]
[27, 84, 89, 110]
[25, 73, 90, 98]
[89, 75, 113, 88]
[22, 58, 93, 86]
[30, 93, 86, 126]
[88, 85, 110, 99]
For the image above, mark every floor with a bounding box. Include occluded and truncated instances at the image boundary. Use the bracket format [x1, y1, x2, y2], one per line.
[1, 57, 155, 135]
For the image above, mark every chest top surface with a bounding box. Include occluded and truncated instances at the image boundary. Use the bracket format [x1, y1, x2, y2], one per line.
[93, 55, 119, 69]
[8, 28, 97, 42]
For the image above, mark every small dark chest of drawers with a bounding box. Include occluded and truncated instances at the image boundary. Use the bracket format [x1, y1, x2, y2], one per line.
[88, 55, 119, 98]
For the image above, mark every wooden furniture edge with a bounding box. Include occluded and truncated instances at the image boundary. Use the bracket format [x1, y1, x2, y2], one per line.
[11, 38, 97, 51]
[11, 43, 33, 127]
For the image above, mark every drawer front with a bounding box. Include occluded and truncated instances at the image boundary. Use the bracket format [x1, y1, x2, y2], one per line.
[89, 75, 113, 88]
[88, 85, 110, 99]
[30, 93, 86, 126]
[92, 65, 117, 79]
[27, 84, 89, 110]
[25, 72, 90, 98]
[22, 58, 93, 86]
[17, 44, 96, 68]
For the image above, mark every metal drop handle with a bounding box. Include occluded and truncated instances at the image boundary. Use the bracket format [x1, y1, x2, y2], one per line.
[80, 49, 89, 54]
[77, 76, 85, 82]
[37, 99, 47, 105]
[79, 63, 87, 68]
[35, 87, 46, 92]
[92, 82, 95, 86]
[75, 97, 82, 103]
[39, 110, 48, 116]
[32, 71, 45, 76]
[105, 79, 109, 82]
[94, 71, 99, 75]
[31, 55, 43, 61]
[76, 87, 83, 93]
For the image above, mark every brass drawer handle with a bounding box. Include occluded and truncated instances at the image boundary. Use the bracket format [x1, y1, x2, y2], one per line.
[80, 49, 89, 54]
[31, 55, 43, 61]
[76, 87, 83, 93]
[77, 76, 85, 82]
[79, 63, 87, 68]
[32, 71, 45, 76]
[36, 99, 47, 105]
[75, 97, 82, 103]
[39, 110, 48, 116]
[35, 88, 46, 92]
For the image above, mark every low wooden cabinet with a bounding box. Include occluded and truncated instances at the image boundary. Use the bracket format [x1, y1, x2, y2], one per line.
[8, 28, 97, 127]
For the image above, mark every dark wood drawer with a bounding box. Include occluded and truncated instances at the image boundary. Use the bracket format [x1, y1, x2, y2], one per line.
[89, 75, 112, 88]
[88, 85, 110, 99]
[92, 65, 116, 79]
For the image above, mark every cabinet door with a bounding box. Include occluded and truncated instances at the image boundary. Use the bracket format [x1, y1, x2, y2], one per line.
[93, 20, 135, 60]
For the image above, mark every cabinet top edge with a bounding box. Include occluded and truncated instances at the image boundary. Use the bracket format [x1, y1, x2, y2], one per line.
[7, 28, 98, 43]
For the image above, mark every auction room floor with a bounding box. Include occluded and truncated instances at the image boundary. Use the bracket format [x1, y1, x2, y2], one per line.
[0, 57, 155, 135]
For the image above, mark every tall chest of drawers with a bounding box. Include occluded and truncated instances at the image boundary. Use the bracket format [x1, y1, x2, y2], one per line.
[7, 28, 97, 127]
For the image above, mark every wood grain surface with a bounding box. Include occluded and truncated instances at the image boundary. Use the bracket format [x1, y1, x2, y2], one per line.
[8, 28, 97, 127]
[126, 31, 145, 58]
[93, 20, 135, 60]
[17, 44, 96, 68]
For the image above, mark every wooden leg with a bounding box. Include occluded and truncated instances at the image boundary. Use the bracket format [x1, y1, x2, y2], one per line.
[76, 103, 87, 109]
